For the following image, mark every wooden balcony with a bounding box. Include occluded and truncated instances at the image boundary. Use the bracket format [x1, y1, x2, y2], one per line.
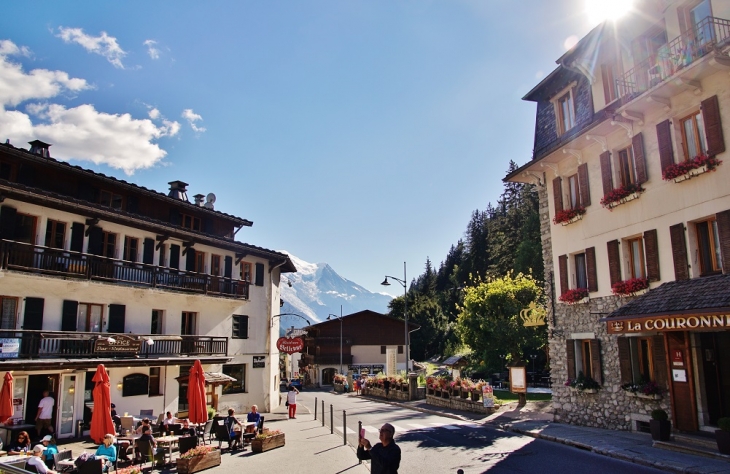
[0, 239, 249, 299]
[302, 354, 353, 365]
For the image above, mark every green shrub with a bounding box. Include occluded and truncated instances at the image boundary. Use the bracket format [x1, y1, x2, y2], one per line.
[651, 409, 668, 421]
[718, 417, 730, 432]
[207, 407, 216, 419]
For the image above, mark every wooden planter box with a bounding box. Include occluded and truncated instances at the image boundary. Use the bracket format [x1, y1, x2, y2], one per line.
[470, 392, 480, 402]
[252, 433, 286, 453]
[177, 449, 221, 474]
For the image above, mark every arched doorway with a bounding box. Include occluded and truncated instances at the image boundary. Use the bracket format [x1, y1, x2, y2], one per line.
[322, 368, 336, 385]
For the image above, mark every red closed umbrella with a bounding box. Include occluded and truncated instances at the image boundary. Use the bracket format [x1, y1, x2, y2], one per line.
[90, 364, 115, 443]
[187, 360, 208, 424]
[0, 372, 14, 423]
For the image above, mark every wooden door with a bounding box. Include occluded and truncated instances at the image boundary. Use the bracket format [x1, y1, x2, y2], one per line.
[667, 332, 698, 431]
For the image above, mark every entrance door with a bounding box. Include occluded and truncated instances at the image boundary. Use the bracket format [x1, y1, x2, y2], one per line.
[58, 375, 76, 438]
[700, 332, 730, 426]
[667, 332, 698, 431]
[25, 375, 58, 437]
[322, 368, 335, 385]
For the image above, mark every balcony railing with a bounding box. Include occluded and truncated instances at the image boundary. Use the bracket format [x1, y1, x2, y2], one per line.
[0, 239, 249, 299]
[302, 354, 353, 365]
[0, 330, 228, 359]
[616, 17, 730, 101]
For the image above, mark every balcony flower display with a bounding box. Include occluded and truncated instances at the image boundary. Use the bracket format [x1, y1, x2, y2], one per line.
[662, 153, 722, 181]
[565, 371, 601, 393]
[553, 206, 586, 225]
[558, 288, 589, 304]
[621, 380, 663, 397]
[600, 183, 644, 209]
[333, 374, 346, 384]
[612, 277, 649, 296]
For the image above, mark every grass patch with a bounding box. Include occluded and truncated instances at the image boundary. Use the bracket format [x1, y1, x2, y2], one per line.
[493, 390, 552, 403]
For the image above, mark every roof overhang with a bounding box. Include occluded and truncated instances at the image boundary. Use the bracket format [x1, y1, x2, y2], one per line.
[0, 356, 233, 372]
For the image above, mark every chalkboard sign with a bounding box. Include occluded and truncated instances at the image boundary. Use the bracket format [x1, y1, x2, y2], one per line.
[122, 373, 149, 397]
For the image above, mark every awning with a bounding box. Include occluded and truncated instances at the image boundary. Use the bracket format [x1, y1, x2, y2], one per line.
[602, 273, 730, 334]
[175, 371, 236, 385]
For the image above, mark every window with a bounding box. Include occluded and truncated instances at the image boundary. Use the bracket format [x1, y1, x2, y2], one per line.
[574, 253, 587, 289]
[149, 367, 161, 396]
[181, 311, 196, 335]
[555, 88, 576, 135]
[629, 338, 653, 383]
[195, 251, 206, 273]
[102, 232, 116, 258]
[696, 218, 722, 275]
[44, 219, 66, 249]
[567, 174, 580, 209]
[158, 244, 166, 267]
[15, 213, 37, 244]
[573, 339, 595, 380]
[380, 346, 386, 354]
[181, 214, 201, 231]
[601, 63, 617, 104]
[211, 255, 221, 276]
[627, 237, 646, 279]
[77, 303, 103, 332]
[123, 237, 139, 262]
[398, 345, 403, 354]
[178, 365, 192, 412]
[151, 309, 164, 334]
[616, 145, 636, 188]
[240, 262, 252, 281]
[680, 111, 707, 160]
[222, 364, 246, 394]
[99, 190, 124, 209]
[0, 296, 18, 330]
[232, 314, 249, 339]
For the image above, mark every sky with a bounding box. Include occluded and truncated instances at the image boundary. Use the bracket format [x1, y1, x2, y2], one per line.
[0, 1, 615, 296]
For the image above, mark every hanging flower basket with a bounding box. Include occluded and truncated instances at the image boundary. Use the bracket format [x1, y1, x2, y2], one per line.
[663, 153, 722, 182]
[558, 288, 589, 304]
[553, 206, 586, 226]
[612, 278, 649, 296]
[600, 183, 644, 210]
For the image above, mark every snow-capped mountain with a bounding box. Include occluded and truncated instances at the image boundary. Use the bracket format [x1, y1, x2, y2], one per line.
[277, 252, 393, 329]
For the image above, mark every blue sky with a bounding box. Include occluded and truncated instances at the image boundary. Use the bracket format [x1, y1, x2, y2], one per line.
[0, 1, 606, 295]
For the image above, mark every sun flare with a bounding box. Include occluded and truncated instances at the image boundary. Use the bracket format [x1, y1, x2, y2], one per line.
[585, 0, 635, 25]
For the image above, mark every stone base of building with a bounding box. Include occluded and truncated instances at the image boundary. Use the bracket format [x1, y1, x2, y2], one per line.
[362, 386, 410, 401]
[425, 394, 496, 414]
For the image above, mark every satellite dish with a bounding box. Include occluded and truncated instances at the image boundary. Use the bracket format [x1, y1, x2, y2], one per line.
[204, 193, 216, 209]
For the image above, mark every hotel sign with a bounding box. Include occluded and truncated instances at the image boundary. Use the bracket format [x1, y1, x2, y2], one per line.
[607, 314, 730, 334]
[94, 335, 142, 353]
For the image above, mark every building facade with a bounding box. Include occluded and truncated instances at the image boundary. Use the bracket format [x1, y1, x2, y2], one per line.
[507, 0, 730, 433]
[0, 139, 295, 438]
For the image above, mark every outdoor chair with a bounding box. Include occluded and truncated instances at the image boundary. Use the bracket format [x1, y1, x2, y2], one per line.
[77, 459, 103, 474]
[198, 420, 214, 445]
[215, 423, 240, 452]
[120, 416, 135, 434]
[135, 440, 164, 469]
[53, 449, 74, 472]
[178, 436, 198, 455]
[139, 409, 154, 417]
[258, 416, 265, 434]
[24, 462, 38, 473]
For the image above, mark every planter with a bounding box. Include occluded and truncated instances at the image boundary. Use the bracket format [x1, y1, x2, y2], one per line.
[570, 387, 598, 394]
[716, 430, 730, 455]
[650, 419, 671, 441]
[252, 433, 285, 453]
[627, 391, 661, 400]
[441, 390, 450, 399]
[460, 390, 469, 399]
[470, 392, 480, 402]
[334, 383, 344, 393]
[560, 214, 583, 226]
[673, 165, 708, 183]
[607, 192, 640, 209]
[177, 450, 221, 474]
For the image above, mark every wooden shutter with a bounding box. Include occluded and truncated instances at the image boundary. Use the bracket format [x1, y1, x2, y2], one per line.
[590, 339, 602, 385]
[600, 151, 613, 197]
[23, 297, 44, 330]
[61, 300, 78, 331]
[87, 226, 103, 256]
[126, 195, 139, 214]
[578, 163, 591, 207]
[656, 119, 675, 173]
[617, 337, 632, 384]
[607, 240, 622, 286]
[170, 244, 180, 269]
[566, 340, 576, 380]
[552, 177, 563, 213]
[0, 206, 17, 240]
[224, 256, 233, 278]
[669, 223, 689, 280]
[632, 132, 647, 184]
[644, 229, 660, 282]
[186, 248, 196, 271]
[652, 335, 669, 390]
[558, 255, 569, 296]
[255, 262, 265, 287]
[585, 247, 598, 292]
[716, 210, 730, 274]
[702, 95, 725, 157]
[70, 222, 85, 252]
[169, 209, 181, 226]
[107, 304, 126, 333]
[380, 345, 386, 355]
[233, 315, 249, 339]
[142, 238, 154, 265]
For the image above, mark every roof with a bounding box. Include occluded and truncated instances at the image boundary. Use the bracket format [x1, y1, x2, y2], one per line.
[522, 66, 582, 102]
[304, 310, 420, 330]
[604, 274, 730, 320]
[441, 355, 468, 367]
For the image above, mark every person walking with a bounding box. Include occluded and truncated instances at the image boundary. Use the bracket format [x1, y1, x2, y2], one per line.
[287, 385, 299, 419]
[383, 379, 391, 399]
[35, 391, 55, 437]
[357, 423, 401, 474]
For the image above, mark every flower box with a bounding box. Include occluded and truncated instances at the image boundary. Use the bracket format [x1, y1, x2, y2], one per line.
[470, 392, 480, 402]
[629, 392, 662, 400]
[562, 214, 583, 226]
[251, 432, 285, 453]
[559, 288, 589, 304]
[607, 192, 639, 209]
[600, 183, 644, 210]
[176, 449, 221, 474]
[460, 390, 469, 399]
[571, 387, 598, 394]
[664, 154, 722, 182]
[553, 206, 586, 226]
[612, 278, 649, 297]
[673, 164, 708, 183]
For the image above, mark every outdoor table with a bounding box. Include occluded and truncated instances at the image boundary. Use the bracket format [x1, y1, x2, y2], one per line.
[0, 454, 31, 469]
[56, 457, 77, 470]
[156, 435, 180, 464]
[117, 434, 141, 461]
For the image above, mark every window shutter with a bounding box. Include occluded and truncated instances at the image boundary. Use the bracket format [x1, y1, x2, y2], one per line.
[224, 256, 233, 279]
[142, 238, 155, 265]
[642, 229, 660, 282]
[600, 151, 613, 197]
[232, 315, 249, 339]
[566, 340, 576, 380]
[169, 209, 181, 226]
[652, 335, 669, 390]
[669, 223, 689, 280]
[585, 247, 598, 292]
[70, 222, 85, 253]
[702, 95, 725, 157]
[558, 254, 569, 296]
[398, 346, 403, 354]
[632, 132, 648, 184]
[578, 163, 591, 207]
[380, 346, 386, 355]
[589, 339, 602, 385]
[552, 177, 563, 213]
[107, 304, 126, 333]
[255, 262, 265, 287]
[87, 226, 103, 256]
[186, 247, 196, 272]
[170, 244, 180, 269]
[23, 297, 44, 330]
[0, 206, 17, 240]
[656, 119, 675, 173]
[607, 240, 622, 286]
[61, 300, 78, 332]
[716, 210, 730, 274]
[617, 337, 632, 385]
[601, 65, 612, 105]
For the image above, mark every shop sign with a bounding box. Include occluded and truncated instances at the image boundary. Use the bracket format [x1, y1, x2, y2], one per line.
[360, 366, 371, 376]
[671, 350, 684, 367]
[520, 302, 546, 327]
[607, 314, 730, 334]
[276, 337, 304, 354]
[94, 335, 142, 353]
[252, 356, 266, 368]
[482, 383, 494, 408]
[0, 338, 20, 358]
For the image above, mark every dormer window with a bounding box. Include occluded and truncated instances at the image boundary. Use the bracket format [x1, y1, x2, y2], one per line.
[99, 190, 124, 209]
[181, 213, 201, 231]
[552, 83, 577, 136]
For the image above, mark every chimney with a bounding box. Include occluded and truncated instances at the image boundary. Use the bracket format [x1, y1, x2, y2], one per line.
[193, 194, 205, 206]
[168, 180, 189, 202]
[28, 140, 51, 158]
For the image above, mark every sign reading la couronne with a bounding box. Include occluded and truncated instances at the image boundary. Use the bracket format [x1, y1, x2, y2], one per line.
[608, 314, 730, 334]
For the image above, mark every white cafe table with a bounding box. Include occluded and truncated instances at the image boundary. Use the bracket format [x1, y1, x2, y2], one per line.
[0, 454, 32, 468]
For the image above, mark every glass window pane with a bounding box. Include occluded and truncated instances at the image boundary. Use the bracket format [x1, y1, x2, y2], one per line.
[684, 117, 700, 158]
[90, 305, 102, 332]
[575, 254, 587, 289]
[631, 240, 642, 278]
[78, 305, 88, 331]
[712, 221, 722, 271]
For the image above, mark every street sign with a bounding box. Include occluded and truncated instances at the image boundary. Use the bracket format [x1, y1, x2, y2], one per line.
[276, 337, 304, 354]
[509, 366, 527, 393]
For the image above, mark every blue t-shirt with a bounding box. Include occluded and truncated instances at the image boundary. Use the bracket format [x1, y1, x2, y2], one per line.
[246, 412, 261, 424]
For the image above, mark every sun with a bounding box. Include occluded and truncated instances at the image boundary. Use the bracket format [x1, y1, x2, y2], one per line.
[585, 0, 635, 25]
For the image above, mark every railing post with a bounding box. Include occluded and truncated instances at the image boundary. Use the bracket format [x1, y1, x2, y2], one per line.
[321, 400, 325, 427]
[343, 410, 347, 445]
[358, 421, 362, 464]
[330, 404, 333, 434]
[314, 397, 318, 420]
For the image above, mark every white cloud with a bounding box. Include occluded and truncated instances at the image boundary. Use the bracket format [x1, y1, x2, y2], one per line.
[56, 27, 127, 69]
[182, 108, 206, 133]
[143, 39, 160, 60]
[0, 40, 31, 57]
[148, 107, 160, 119]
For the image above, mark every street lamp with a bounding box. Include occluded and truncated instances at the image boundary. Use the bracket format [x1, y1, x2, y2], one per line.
[327, 305, 343, 375]
[381, 261, 409, 372]
[529, 354, 538, 387]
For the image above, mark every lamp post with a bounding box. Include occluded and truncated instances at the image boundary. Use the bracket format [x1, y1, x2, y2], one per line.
[381, 262, 409, 372]
[327, 305, 343, 375]
[529, 354, 538, 387]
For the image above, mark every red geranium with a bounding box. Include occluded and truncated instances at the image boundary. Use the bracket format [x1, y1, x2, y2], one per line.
[611, 278, 649, 296]
[662, 153, 722, 181]
[553, 206, 586, 225]
[559, 288, 589, 304]
[600, 183, 644, 209]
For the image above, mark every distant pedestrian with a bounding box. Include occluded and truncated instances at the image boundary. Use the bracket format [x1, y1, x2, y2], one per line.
[354, 378, 361, 395]
[36, 390, 55, 437]
[357, 423, 401, 474]
[287, 385, 299, 419]
[383, 379, 391, 399]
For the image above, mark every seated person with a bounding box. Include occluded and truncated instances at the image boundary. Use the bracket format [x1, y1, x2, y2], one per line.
[246, 405, 261, 426]
[135, 426, 165, 467]
[224, 408, 242, 449]
[95, 434, 117, 473]
[110, 404, 121, 432]
[40, 435, 59, 469]
[135, 418, 152, 435]
[179, 419, 197, 437]
[28, 445, 57, 474]
[161, 412, 176, 434]
[8, 431, 31, 455]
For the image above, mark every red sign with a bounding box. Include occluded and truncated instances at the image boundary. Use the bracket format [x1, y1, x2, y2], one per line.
[276, 337, 304, 354]
[672, 349, 684, 367]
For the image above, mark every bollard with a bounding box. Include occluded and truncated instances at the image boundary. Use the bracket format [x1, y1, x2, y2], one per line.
[343, 410, 347, 445]
[330, 404, 334, 434]
[314, 397, 318, 420]
[358, 421, 362, 464]
[322, 400, 325, 427]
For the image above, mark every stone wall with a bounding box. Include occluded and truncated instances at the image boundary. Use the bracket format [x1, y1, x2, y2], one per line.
[361, 386, 410, 402]
[425, 394, 495, 415]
